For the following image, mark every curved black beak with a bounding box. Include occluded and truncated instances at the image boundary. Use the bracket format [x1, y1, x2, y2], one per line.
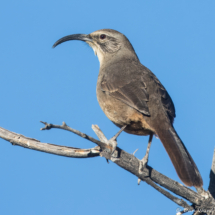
[53, 34, 92, 48]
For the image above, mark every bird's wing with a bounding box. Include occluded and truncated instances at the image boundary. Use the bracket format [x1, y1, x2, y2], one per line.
[100, 65, 175, 122]
[101, 73, 150, 116]
[148, 71, 176, 122]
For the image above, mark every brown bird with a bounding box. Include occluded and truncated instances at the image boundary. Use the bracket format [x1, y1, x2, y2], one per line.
[53, 29, 203, 188]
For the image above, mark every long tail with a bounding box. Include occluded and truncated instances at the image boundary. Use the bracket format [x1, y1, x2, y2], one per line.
[155, 124, 203, 187]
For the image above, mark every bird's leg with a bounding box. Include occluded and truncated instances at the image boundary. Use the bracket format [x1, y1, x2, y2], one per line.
[139, 133, 153, 174]
[109, 125, 127, 155]
[110, 125, 127, 142]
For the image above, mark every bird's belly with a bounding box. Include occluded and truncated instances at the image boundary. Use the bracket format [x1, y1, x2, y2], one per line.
[97, 91, 155, 136]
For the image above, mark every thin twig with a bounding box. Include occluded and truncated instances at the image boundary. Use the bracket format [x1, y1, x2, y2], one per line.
[40, 121, 108, 149]
[144, 177, 194, 211]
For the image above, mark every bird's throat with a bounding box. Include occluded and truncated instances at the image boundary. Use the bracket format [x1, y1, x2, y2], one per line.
[87, 42, 104, 67]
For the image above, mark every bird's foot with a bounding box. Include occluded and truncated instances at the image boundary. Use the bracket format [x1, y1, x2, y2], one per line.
[92, 125, 126, 160]
[138, 155, 148, 185]
[138, 156, 148, 185]
[137, 133, 153, 185]
[139, 155, 148, 173]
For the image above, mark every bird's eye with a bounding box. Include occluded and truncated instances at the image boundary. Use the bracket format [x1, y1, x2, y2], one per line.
[100, 34, 106, 40]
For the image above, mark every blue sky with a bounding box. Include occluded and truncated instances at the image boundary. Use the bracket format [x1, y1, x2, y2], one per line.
[0, 0, 215, 214]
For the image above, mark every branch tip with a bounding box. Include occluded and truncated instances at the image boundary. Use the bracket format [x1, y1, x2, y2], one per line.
[62, 121, 67, 127]
[133, 148, 139, 155]
[40, 121, 52, 130]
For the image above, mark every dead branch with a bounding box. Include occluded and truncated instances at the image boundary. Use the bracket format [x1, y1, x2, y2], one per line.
[0, 126, 100, 158]
[1, 122, 215, 214]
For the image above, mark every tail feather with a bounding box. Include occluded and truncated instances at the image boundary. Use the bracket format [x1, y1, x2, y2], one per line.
[156, 125, 203, 187]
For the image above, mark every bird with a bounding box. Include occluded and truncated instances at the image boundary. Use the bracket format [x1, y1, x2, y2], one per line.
[53, 29, 203, 188]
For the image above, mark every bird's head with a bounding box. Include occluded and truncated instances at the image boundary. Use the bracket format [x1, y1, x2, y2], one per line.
[53, 29, 138, 66]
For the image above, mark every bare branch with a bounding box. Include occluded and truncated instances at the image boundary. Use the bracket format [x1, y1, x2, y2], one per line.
[0, 127, 100, 158]
[1, 123, 215, 213]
